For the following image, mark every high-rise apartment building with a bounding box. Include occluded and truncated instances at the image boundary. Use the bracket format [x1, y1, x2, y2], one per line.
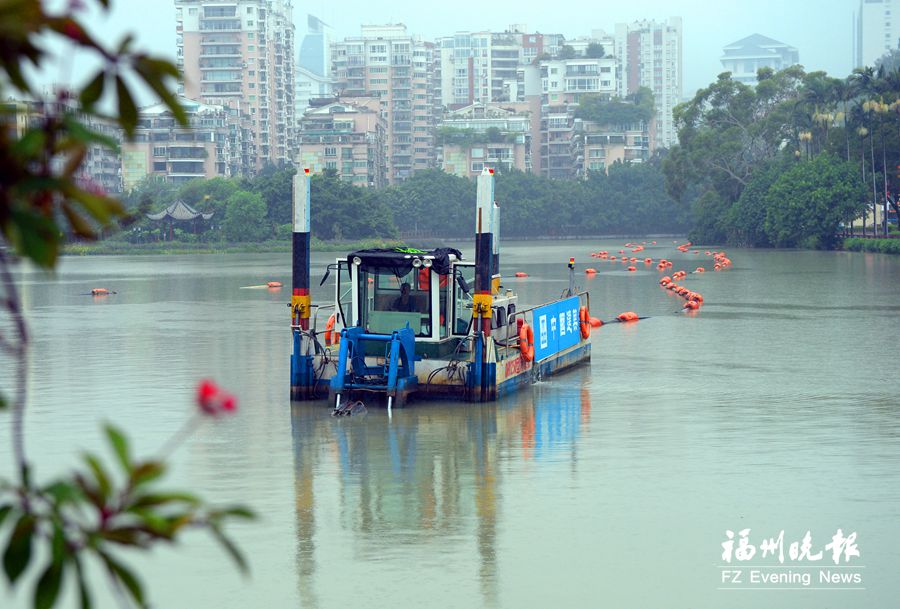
[331, 24, 436, 183]
[175, 0, 296, 176]
[855, 0, 900, 68]
[539, 56, 618, 179]
[297, 97, 387, 188]
[614, 18, 683, 148]
[121, 97, 233, 190]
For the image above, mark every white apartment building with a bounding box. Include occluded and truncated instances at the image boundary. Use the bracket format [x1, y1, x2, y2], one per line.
[855, 0, 900, 68]
[331, 24, 436, 183]
[175, 0, 296, 175]
[720, 34, 799, 84]
[614, 17, 683, 148]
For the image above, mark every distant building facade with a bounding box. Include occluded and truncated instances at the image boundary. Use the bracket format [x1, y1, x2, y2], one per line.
[577, 119, 652, 174]
[296, 14, 334, 120]
[297, 97, 387, 187]
[720, 34, 799, 84]
[2, 99, 123, 194]
[175, 0, 296, 175]
[539, 56, 618, 179]
[614, 18, 683, 148]
[437, 102, 533, 177]
[331, 24, 436, 183]
[121, 97, 232, 189]
[855, 0, 900, 68]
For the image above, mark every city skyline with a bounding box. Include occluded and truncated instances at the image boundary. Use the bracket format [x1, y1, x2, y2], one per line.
[52, 0, 859, 101]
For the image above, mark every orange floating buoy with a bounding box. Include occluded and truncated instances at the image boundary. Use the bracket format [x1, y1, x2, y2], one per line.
[627, 266, 637, 272]
[684, 300, 699, 310]
[617, 311, 639, 322]
[515, 272, 529, 277]
[695, 267, 705, 273]
[324, 313, 339, 346]
[519, 323, 535, 362]
[267, 281, 283, 288]
[644, 258, 653, 264]
[609, 256, 617, 261]
[91, 288, 110, 296]
[579, 306, 591, 339]
[590, 317, 603, 328]
[618, 250, 625, 254]
[585, 268, 597, 274]
[660, 276, 671, 284]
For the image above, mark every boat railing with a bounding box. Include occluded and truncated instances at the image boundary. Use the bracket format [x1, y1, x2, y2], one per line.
[501, 290, 591, 360]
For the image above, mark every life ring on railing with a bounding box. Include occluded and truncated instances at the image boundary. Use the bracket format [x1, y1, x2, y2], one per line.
[519, 323, 534, 362]
[579, 306, 591, 339]
[324, 313, 339, 346]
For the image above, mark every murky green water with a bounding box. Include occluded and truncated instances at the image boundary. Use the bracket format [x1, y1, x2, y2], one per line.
[2, 240, 899, 608]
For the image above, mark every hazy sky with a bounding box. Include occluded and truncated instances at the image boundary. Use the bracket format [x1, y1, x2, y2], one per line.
[52, 0, 858, 99]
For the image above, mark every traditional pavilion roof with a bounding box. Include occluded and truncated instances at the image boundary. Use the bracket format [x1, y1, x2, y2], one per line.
[146, 200, 214, 221]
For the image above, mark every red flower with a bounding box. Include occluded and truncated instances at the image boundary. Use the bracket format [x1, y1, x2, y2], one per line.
[196, 379, 237, 416]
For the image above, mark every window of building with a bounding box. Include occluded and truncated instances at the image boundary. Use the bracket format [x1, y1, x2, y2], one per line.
[153, 161, 167, 171]
[247, 21, 253, 27]
[248, 45, 255, 51]
[247, 6, 254, 13]
[325, 160, 337, 170]
[324, 147, 336, 157]
[471, 162, 483, 172]
[471, 148, 484, 159]
[247, 33, 254, 39]
[152, 146, 166, 156]
[341, 148, 353, 159]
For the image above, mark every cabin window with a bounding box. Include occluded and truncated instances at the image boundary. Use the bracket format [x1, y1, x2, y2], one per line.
[358, 268, 432, 337]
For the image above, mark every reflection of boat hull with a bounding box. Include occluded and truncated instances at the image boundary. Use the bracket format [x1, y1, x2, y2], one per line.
[292, 339, 591, 404]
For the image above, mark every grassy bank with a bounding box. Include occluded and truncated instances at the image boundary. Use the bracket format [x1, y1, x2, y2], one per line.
[63, 238, 406, 256]
[843, 237, 900, 255]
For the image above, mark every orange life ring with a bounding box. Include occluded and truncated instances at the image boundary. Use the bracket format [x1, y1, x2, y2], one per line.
[579, 306, 591, 339]
[91, 288, 109, 296]
[324, 313, 338, 346]
[519, 323, 534, 362]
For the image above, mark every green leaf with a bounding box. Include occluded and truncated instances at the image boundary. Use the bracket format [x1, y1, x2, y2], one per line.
[12, 128, 47, 158]
[82, 454, 111, 501]
[43, 481, 79, 506]
[33, 561, 64, 609]
[2, 514, 34, 584]
[209, 524, 248, 575]
[115, 76, 138, 136]
[0, 505, 13, 528]
[128, 462, 165, 488]
[79, 71, 105, 111]
[134, 57, 186, 127]
[62, 115, 119, 152]
[129, 492, 199, 509]
[0, 393, 6, 410]
[220, 506, 255, 520]
[104, 425, 131, 472]
[5, 206, 60, 268]
[71, 556, 92, 609]
[100, 553, 145, 608]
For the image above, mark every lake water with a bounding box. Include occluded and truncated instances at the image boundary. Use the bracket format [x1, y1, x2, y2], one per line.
[2, 240, 899, 608]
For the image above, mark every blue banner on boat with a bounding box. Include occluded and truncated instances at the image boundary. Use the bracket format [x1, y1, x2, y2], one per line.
[533, 296, 581, 362]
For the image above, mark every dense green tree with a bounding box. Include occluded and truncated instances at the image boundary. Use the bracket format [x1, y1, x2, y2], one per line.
[223, 191, 269, 242]
[310, 170, 397, 239]
[244, 164, 296, 225]
[764, 154, 867, 248]
[585, 42, 605, 58]
[558, 45, 576, 59]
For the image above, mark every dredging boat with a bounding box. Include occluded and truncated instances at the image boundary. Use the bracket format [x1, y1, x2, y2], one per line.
[289, 167, 592, 410]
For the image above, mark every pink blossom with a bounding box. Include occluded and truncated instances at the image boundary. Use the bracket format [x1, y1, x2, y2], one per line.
[196, 379, 237, 416]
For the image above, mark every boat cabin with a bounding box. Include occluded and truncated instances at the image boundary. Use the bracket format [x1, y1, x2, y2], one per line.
[328, 247, 515, 357]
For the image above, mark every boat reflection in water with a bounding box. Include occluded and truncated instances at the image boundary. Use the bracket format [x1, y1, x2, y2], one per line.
[290, 369, 591, 606]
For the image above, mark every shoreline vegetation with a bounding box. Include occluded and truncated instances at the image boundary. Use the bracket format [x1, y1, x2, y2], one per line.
[60, 234, 900, 257]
